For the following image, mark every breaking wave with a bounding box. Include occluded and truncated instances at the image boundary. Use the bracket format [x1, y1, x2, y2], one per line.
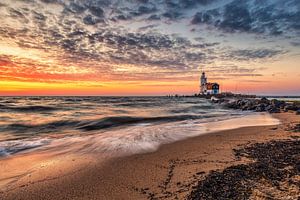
[0, 104, 60, 112]
[0, 96, 279, 158]
[1, 114, 227, 134]
[0, 139, 50, 156]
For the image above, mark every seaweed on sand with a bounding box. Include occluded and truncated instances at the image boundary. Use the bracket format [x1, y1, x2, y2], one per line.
[189, 139, 300, 200]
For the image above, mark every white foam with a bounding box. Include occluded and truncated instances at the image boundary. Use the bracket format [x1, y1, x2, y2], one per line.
[41, 112, 280, 157]
[0, 112, 280, 158]
[0, 139, 50, 157]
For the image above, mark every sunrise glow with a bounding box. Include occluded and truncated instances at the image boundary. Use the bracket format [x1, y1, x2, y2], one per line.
[0, 0, 299, 96]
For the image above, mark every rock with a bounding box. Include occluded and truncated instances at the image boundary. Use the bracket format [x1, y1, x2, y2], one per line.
[269, 107, 280, 113]
[260, 97, 269, 104]
[226, 101, 239, 109]
[224, 98, 289, 114]
[261, 97, 268, 101]
[242, 101, 255, 110]
[296, 109, 300, 115]
[284, 104, 298, 111]
[266, 105, 272, 111]
[271, 99, 285, 108]
[211, 96, 220, 103]
[266, 105, 280, 113]
[255, 103, 266, 112]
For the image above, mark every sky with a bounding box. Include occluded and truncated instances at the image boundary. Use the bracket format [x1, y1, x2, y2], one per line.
[0, 0, 299, 96]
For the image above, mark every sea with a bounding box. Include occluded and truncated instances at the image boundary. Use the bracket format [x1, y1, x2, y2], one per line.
[0, 96, 280, 158]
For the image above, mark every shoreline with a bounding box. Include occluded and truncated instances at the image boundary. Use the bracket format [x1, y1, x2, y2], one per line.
[0, 112, 279, 158]
[0, 112, 299, 199]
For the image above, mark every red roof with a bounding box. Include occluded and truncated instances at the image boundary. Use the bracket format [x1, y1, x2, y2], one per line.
[206, 83, 219, 90]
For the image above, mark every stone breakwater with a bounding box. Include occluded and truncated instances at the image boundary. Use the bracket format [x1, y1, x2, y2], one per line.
[213, 97, 300, 114]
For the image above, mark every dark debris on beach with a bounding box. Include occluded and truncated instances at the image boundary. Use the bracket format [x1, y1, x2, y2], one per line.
[188, 139, 300, 200]
[286, 123, 300, 133]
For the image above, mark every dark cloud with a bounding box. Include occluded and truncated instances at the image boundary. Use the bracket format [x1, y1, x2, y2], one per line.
[136, 0, 149, 3]
[32, 11, 47, 21]
[137, 5, 157, 15]
[66, 2, 87, 14]
[220, 1, 253, 32]
[290, 41, 300, 47]
[192, 42, 219, 48]
[166, 0, 216, 9]
[148, 14, 161, 20]
[189, 0, 216, 10]
[39, 0, 58, 3]
[162, 11, 183, 20]
[0, 0, 297, 82]
[114, 14, 131, 21]
[88, 6, 104, 18]
[138, 24, 159, 31]
[86, 0, 112, 8]
[191, 10, 217, 24]
[67, 30, 216, 70]
[228, 49, 286, 61]
[83, 15, 104, 25]
[192, 1, 253, 33]
[9, 8, 27, 18]
[29, 0, 300, 38]
[191, 0, 300, 36]
[89, 32, 176, 50]
[184, 52, 206, 61]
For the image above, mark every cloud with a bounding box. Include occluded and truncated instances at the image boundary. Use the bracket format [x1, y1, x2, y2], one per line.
[220, 1, 252, 32]
[147, 14, 161, 20]
[290, 41, 300, 47]
[227, 49, 286, 61]
[88, 5, 105, 18]
[191, 0, 300, 36]
[226, 73, 263, 77]
[39, 0, 61, 3]
[0, 0, 297, 83]
[65, 2, 86, 14]
[138, 24, 159, 31]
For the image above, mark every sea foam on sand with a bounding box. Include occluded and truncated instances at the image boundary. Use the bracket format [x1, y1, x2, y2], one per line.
[0, 112, 280, 158]
[32, 112, 280, 158]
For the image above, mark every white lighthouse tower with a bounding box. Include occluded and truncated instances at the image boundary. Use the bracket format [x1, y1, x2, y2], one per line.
[200, 72, 207, 94]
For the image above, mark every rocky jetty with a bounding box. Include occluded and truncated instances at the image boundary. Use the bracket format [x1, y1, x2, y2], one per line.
[219, 97, 300, 114]
[188, 139, 300, 200]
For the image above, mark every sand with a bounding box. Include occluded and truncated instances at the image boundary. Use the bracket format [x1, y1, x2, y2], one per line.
[0, 112, 299, 199]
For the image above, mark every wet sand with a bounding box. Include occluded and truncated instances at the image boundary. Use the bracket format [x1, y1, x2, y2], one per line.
[0, 112, 299, 199]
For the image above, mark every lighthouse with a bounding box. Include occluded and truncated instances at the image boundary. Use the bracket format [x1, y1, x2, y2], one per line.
[200, 72, 207, 94]
[200, 72, 220, 95]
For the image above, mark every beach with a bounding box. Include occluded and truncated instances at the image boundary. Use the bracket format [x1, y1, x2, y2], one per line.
[1, 0, 300, 198]
[0, 111, 299, 199]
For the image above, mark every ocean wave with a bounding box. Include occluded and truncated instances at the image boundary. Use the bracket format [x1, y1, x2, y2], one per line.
[1, 120, 81, 134]
[0, 105, 60, 112]
[1, 114, 223, 134]
[64, 98, 83, 102]
[27, 97, 42, 101]
[0, 113, 280, 158]
[170, 105, 216, 114]
[115, 102, 165, 107]
[77, 115, 203, 131]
